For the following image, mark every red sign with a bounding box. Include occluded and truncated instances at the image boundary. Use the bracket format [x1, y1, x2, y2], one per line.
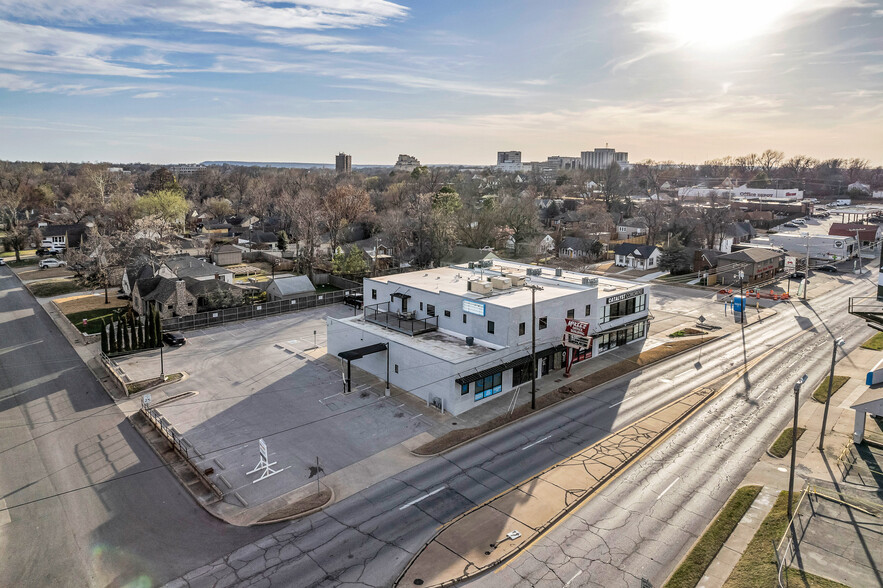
[564, 319, 590, 337]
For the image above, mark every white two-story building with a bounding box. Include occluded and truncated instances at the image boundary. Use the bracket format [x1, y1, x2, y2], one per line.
[327, 261, 650, 415]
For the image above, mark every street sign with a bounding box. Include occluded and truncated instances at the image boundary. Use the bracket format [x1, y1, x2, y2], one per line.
[732, 295, 745, 313]
[785, 256, 796, 272]
[247, 438, 282, 483]
[141, 393, 152, 409]
[259, 439, 268, 462]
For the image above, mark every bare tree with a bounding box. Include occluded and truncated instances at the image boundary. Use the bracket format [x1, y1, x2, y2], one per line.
[782, 155, 818, 181]
[758, 149, 784, 175]
[322, 184, 371, 251]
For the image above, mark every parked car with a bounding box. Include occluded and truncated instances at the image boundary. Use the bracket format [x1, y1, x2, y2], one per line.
[36, 248, 61, 257]
[38, 258, 67, 269]
[0, 258, 6, 266]
[343, 293, 364, 309]
[791, 271, 806, 280]
[162, 332, 186, 346]
[816, 265, 838, 273]
[782, 222, 798, 228]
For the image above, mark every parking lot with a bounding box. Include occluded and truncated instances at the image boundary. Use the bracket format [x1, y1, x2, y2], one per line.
[115, 304, 434, 513]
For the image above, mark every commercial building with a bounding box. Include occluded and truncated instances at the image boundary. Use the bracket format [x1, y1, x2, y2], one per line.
[581, 147, 628, 170]
[335, 152, 352, 173]
[545, 156, 581, 170]
[715, 248, 784, 285]
[678, 185, 804, 201]
[753, 234, 857, 262]
[327, 261, 650, 415]
[496, 151, 523, 172]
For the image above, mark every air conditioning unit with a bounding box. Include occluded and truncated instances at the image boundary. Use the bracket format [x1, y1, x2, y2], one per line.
[481, 260, 493, 268]
[491, 276, 512, 290]
[526, 268, 542, 277]
[509, 275, 526, 287]
[582, 277, 599, 287]
[468, 280, 493, 294]
[468, 262, 475, 269]
[555, 268, 563, 277]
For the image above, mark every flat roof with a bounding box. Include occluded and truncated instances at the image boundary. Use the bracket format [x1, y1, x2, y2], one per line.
[369, 261, 643, 309]
[337, 315, 500, 364]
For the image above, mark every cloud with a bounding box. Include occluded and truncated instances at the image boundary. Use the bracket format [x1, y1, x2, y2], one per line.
[132, 91, 163, 99]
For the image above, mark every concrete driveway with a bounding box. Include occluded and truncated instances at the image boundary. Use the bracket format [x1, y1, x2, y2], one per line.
[115, 305, 433, 516]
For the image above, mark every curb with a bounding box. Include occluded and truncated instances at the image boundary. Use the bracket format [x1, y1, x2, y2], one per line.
[251, 485, 336, 526]
[410, 335, 719, 457]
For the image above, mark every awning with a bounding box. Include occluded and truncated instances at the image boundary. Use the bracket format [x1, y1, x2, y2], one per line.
[391, 292, 411, 300]
[455, 345, 565, 385]
[594, 317, 648, 336]
[338, 343, 388, 361]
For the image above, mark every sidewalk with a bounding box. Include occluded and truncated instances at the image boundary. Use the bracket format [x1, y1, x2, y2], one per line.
[696, 343, 882, 588]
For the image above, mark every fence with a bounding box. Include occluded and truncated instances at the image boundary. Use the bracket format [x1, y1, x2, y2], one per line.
[161, 285, 363, 331]
[99, 352, 130, 396]
[141, 405, 224, 500]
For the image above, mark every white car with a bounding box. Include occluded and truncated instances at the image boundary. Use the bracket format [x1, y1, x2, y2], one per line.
[39, 258, 67, 269]
[0, 258, 6, 266]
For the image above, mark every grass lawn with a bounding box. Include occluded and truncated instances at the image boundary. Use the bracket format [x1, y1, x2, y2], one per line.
[28, 279, 83, 297]
[860, 332, 883, 350]
[722, 491, 849, 588]
[1, 249, 37, 258]
[314, 283, 341, 293]
[665, 485, 763, 588]
[127, 372, 183, 395]
[66, 307, 129, 334]
[812, 375, 850, 403]
[769, 427, 806, 458]
[7, 258, 40, 268]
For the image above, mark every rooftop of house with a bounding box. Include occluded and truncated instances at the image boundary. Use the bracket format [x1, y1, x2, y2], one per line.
[162, 254, 232, 278]
[268, 275, 316, 296]
[718, 248, 784, 264]
[212, 243, 242, 254]
[613, 243, 659, 257]
[135, 276, 181, 302]
[560, 236, 598, 250]
[369, 261, 642, 309]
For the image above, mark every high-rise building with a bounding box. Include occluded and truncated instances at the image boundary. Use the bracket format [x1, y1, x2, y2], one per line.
[580, 147, 629, 169]
[496, 150, 523, 172]
[335, 152, 352, 173]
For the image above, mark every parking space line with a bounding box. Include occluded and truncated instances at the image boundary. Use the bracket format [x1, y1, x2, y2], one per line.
[658, 477, 680, 499]
[521, 435, 551, 451]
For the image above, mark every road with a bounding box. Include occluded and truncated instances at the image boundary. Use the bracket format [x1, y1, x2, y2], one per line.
[162, 270, 877, 587]
[0, 267, 269, 587]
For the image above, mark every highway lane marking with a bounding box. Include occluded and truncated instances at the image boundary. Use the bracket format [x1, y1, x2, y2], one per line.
[521, 435, 552, 451]
[399, 486, 447, 510]
[720, 424, 732, 435]
[565, 570, 583, 586]
[658, 477, 680, 499]
[609, 399, 626, 407]
[675, 369, 694, 379]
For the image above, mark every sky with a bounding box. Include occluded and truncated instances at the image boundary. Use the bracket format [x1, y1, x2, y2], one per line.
[0, 0, 881, 166]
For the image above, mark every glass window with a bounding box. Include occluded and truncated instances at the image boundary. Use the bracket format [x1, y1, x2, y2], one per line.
[461, 383, 469, 395]
[420, 302, 423, 311]
[444, 309, 451, 317]
[519, 322, 525, 336]
[462, 313, 467, 323]
[371, 289, 377, 300]
[539, 317, 547, 330]
[585, 304, 591, 316]
[487, 320, 495, 334]
[566, 309, 574, 319]
[427, 304, 436, 317]
[474, 372, 503, 401]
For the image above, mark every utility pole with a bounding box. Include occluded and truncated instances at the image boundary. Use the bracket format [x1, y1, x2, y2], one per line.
[526, 283, 544, 410]
[788, 374, 808, 520]
[853, 228, 863, 275]
[739, 269, 745, 324]
[819, 338, 845, 451]
[801, 232, 810, 299]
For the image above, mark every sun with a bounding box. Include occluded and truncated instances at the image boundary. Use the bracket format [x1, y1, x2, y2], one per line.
[658, 0, 796, 49]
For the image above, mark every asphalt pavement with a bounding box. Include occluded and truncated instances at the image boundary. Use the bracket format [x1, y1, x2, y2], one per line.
[0, 265, 270, 587]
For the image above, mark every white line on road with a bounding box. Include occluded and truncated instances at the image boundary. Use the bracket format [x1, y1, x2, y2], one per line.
[565, 569, 583, 586]
[675, 369, 694, 379]
[520, 435, 552, 451]
[399, 486, 447, 510]
[659, 378, 673, 384]
[658, 477, 680, 499]
[319, 392, 342, 404]
[609, 399, 626, 408]
[720, 424, 732, 435]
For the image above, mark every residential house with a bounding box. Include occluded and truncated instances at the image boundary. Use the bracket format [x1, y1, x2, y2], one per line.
[40, 223, 87, 249]
[716, 221, 756, 253]
[692, 249, 720, 273]
[559, 236, 603, 259]
[616, 217, 648, 240]
[265, 275, 316, 302]
[507, 234, 555, 255]
[211, 244, 243, 266]
[122, 254, 158, 296]
[158, 254, 234, 284]
[132, 277, 197, 319]
[715, 248, 784, 285]
[185, 277, 244, 311]
[613, 244, 661, 270]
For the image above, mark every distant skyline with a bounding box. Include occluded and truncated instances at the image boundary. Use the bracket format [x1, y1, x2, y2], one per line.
[0, 1, 881, 166]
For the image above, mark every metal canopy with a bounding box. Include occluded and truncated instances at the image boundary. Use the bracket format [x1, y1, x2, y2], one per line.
[390, 292, 411, 300]
[338, 343, 388, 361]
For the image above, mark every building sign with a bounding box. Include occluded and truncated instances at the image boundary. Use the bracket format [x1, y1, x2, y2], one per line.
[462, 299, 486, 316]
[785, 256, 796, 272]
[564, 333, 591, 349]
[564, 318, 590, 337]
[606, 288, 644, 305]
[834, 240, 843, 248]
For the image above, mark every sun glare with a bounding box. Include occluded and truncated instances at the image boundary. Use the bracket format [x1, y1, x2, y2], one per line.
[659, 0, 797, 48]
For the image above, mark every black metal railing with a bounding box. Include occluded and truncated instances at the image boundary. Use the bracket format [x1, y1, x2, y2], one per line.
[364, 302, 438, 335]
[848, 296, 883, 328]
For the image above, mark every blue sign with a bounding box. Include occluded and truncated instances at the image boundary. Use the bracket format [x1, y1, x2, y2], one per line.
[732, 295, 745, 313]
[462, 299, 486, 316]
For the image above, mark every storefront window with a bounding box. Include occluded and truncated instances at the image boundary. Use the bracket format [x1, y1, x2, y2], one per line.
[601, 294, 647, 323]
[474, 372, 503, 401]
[461, 383, 469, 395]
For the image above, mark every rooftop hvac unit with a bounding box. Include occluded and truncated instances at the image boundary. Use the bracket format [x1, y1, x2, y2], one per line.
[468, 280, 493, 294]
[582, 277, 599, 287]
[468, 262, 475, 269]
[526, 268, 542, 276]
[481, 260, 493, 268]
[509, 274, 526, 287]
[491, 276, 512, 290]
[555, 268, 563, 277]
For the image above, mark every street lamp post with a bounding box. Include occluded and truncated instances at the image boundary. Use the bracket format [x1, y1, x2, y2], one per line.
[801, 232, 810, 299]
[738, 269, 745, 324]
[788, 374, 808, 520]
[818, 338, 845, 451]
[527, 283, 544, 410]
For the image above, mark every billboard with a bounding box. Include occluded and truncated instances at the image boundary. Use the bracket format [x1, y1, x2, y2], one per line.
[563, 318, 591, 350]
